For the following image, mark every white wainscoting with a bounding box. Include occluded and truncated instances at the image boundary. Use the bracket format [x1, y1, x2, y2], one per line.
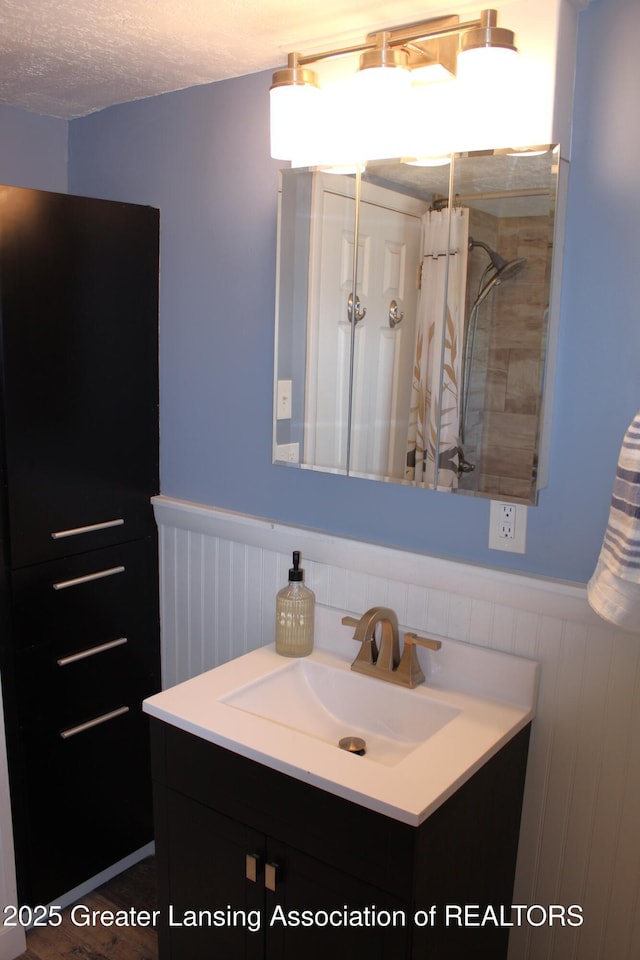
[153, 495, 640, 960]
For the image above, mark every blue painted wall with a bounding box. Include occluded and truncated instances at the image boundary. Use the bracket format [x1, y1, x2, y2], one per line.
[66, 0, 639, 584]
[0, 104, 67, 192]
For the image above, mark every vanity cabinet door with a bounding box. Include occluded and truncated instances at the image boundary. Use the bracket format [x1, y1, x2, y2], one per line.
[265, 838, 409, 960]
[0, 187, 159, 568]
[155, 787, 408, 960]
[158, 788, 264, 960]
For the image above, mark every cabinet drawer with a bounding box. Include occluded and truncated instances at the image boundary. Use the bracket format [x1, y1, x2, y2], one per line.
[10, 508, 158, 568]
[9, 539, 159, 652]
[17, 704, 154, 906]
[14, 633, 159, 732]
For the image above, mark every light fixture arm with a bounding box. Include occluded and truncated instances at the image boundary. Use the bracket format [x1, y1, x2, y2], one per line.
[290, 13, 494, 70]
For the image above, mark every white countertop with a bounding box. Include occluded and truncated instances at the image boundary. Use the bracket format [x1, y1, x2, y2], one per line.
[144, 605, 539, 826]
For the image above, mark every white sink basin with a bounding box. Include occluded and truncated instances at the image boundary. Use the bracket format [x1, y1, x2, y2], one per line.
[221, 658, 460, 766]
[144, 605, 539, 825]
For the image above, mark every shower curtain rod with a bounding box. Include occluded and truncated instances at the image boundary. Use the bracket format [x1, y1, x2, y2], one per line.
[457, 187, 550, 201]
[432, 187, 550, 209]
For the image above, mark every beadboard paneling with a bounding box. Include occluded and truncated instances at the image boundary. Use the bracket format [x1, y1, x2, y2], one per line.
[153, 495, 640, 960]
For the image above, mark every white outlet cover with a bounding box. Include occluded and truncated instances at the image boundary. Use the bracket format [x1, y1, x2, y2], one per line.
[489, 501, 527, 554]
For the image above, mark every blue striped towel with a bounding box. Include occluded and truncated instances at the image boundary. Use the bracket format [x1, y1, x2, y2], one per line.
[588, 410, 640, 631]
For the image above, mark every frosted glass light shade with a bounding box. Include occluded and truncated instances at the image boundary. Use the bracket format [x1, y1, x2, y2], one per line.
[403, 79, 456, 160]
[454, 46, 520, 151]
[456, 45, 518, 86]
[290, 78, 360, 168]
[270, 83, 321, 160]
[354, 65, 413, 160]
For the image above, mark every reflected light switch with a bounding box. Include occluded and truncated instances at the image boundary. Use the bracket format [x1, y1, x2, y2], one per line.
[277, 379, 292, 420]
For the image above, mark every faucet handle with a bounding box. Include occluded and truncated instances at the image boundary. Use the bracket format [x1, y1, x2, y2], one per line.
[396, 632, 443, 688]
[404, 632, 442, 652]
[341, 614, 377, 665]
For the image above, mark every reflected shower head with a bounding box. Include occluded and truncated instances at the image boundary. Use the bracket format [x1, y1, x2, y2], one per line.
[468, 236, 527, 309]
[461, 240, 529, 445]
[471, 256, 528, 309]
[469, 237, 527, 279]
[495, 256, 527, 282]
[469, 236, 507, 272]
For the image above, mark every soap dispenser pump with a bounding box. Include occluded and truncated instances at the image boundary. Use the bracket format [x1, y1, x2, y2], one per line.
[275, 551, 315, 657]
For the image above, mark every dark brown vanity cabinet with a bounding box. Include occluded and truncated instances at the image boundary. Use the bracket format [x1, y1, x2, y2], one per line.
[150, 719, 531, 960]
[0, 186, 161, 906]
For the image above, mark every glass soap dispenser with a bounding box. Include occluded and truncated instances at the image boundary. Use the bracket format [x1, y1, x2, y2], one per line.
[275, 551, 315, 657]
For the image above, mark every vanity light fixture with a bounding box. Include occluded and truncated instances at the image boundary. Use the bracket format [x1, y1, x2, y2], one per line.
[269, 8, 518, 163]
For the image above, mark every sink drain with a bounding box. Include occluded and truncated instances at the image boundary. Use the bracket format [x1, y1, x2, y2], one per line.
[339, 736, 366, 756]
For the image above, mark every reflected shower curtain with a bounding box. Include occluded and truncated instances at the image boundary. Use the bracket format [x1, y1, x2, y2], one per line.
[405, 207, 469, 489]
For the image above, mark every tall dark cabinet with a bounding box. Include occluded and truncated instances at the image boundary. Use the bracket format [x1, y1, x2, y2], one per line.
[0, 186, 161, 906]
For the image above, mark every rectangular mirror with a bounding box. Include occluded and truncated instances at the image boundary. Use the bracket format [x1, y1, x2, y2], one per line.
[273, 147, 561, 505]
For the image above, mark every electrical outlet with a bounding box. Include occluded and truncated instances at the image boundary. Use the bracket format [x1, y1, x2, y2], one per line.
[489, 501, 527, 553]
[275, 442, 299, 463]
[276, 379, 292, 420]
[499, 503, 515, 539]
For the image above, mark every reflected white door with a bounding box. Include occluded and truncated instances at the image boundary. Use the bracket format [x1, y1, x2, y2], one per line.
[305, 187, 356, 471]
[305, 175, 425, 477]
[350, 197, 422, 478]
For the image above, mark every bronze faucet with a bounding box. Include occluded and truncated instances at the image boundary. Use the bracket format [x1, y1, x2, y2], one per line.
[342, 607, 441, 688]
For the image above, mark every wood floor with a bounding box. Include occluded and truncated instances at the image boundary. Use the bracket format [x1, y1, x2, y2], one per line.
[18, 857, 158, 960]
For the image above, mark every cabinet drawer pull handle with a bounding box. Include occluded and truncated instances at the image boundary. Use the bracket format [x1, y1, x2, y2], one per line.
[265, 862, 279, 892]
[57, 637, 128, 667]
[245, 853, 261, 883]
[51, 518, 124, 540]
[60, 706, 129, 740]
[52, 565, 125, 591]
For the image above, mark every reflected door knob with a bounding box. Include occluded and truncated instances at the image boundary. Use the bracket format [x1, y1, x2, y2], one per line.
[347, 292, 366, 324]
[388, 300, 404, 327]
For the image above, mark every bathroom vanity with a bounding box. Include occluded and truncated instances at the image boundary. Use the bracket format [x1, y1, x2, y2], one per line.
[145, 613, 538, 958]
[150, 719, 529, 959]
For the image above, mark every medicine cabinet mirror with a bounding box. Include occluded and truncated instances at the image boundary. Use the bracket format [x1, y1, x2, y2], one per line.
[273, 146, 562, 505]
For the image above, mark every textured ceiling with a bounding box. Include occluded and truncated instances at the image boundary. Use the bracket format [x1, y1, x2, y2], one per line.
[0, 0, 455, 119]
